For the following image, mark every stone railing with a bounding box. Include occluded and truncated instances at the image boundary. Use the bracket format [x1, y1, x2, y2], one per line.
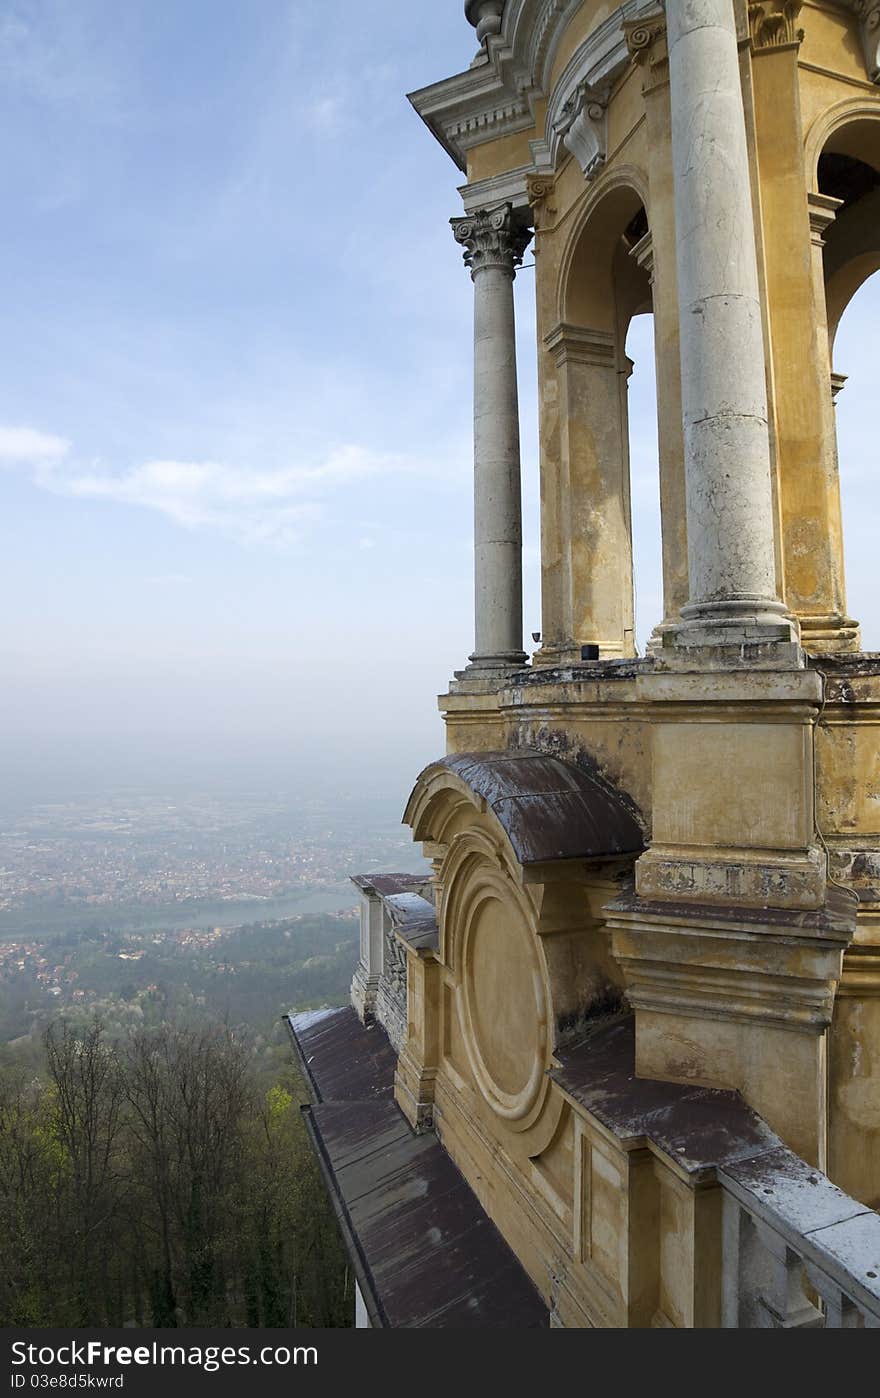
[720, 1146, 880, 1327]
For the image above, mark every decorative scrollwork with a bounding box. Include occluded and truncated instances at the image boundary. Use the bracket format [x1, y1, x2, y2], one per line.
[623, 14, 668, 68]
[850, 0, 880, 83]
[552, 80, 611, 182]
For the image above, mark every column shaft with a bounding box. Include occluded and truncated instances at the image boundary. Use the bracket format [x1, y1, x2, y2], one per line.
[452, 205, 531, 671]
[473, 263, 524, 663]
[666, 0, 795, 650]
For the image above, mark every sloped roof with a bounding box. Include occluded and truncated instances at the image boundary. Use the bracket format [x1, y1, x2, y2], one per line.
[286, 1007, 548, 1329]
[406, 750, 644, 866]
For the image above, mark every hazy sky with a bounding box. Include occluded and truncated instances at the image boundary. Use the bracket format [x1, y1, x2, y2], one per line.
[0, 0, 876, 800]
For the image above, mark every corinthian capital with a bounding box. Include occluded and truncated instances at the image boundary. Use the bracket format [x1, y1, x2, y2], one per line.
[748, 0, 804, 49]
[450, 205, 532, 277]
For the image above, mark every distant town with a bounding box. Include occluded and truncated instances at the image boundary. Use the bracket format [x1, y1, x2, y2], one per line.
[0, 786, 426, 1046]
[0, 788, 422, 918]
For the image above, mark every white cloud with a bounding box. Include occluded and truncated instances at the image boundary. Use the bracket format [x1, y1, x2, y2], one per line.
[0, 425, 70, 468]
[0, 427, 418, 548]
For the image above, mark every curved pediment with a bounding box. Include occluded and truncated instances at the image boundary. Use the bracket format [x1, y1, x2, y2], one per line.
[404, 749, 644, 866]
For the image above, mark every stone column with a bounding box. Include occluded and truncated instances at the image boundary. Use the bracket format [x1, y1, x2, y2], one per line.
[665, 0, 797, 660]
[452, 205, 532, 673]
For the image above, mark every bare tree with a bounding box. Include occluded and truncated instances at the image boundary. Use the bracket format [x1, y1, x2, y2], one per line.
[43, 1019, 125, 1324]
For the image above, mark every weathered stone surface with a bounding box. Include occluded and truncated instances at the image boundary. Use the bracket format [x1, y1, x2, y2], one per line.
[349, 0, 880, 1329]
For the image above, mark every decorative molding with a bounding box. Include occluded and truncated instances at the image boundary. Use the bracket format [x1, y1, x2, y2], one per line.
[606, 896, 852, 1037]
[839, 0, 880, 85]
[748, 0, 805, 49]
[533, 8, 639, 171]
[628, 228, 654, 280]
[552, 79, 611, 180]
[526, 173, 556, 227]
[623, 13, 668, 68]
[838, 944, 880, 998]
[526, 173, 555, 205]
[830, 370, 848, 402]
[458, 163, 535, 214]
[544, 323, 617, 367]
[451, 203, 533, 276]
[807, 190, 844, 247]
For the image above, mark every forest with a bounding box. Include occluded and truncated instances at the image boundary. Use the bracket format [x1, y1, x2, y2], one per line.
[0, 913, 360, 1044]
[0, 1018, 351, 1328]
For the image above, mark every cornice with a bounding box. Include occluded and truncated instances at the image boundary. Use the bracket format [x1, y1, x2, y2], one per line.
[807, 190, 844, 246]
[408, 0, 662, 173]
[457, 163, 537, 213]
[544, 322, 617, 366]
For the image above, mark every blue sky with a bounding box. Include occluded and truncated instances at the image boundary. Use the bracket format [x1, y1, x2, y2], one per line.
[0, 0, 875, 799]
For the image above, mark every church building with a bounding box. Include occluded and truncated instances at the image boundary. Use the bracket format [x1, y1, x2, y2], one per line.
[289, 0, 880, 1328]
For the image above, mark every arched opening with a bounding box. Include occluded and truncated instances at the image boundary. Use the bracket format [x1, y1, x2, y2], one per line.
[818, 144, 880, 352]
[816, 119, 880, 650]
[828, 271, 879, 651]
[541, 183, 659, 660]
[625, 312, 661, 656]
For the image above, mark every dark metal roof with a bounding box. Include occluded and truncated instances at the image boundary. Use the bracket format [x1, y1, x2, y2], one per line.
[286, 1006, 396, 1104]
[286, 1007, 548, 1329]
[551, 1015, 780, 1179]
[410, 751, 644, 865]
[382, 891, 439, 953]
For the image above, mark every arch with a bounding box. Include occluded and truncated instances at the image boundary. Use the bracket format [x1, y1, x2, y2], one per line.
[785, 103, 880, 651]
[403, 749, 642, 1138]
[625, 311, 663, 655]
[541, 170, 652, 660]
[829, 269, 880, 651]
[557, 164, 650, 327]
[818, 148, 880, 348]
[824, 187, 880, 350]
[805, 98, 880, 187]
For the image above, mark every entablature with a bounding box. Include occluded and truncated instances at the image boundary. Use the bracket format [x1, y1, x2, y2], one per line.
[408, 0, 661, 174]
[409, 0, 879, 192]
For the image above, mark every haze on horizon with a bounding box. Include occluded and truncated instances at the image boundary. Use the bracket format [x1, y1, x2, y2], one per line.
[1, 0, 876, 810]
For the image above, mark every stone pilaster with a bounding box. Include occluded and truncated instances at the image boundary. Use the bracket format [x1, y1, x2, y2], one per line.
[451, 204, 532, 677]
[350, 886, 384, 1023]
[750, 22, 860, 654]
[625, 17, 690, 655]
[543, 322, 636, 659]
